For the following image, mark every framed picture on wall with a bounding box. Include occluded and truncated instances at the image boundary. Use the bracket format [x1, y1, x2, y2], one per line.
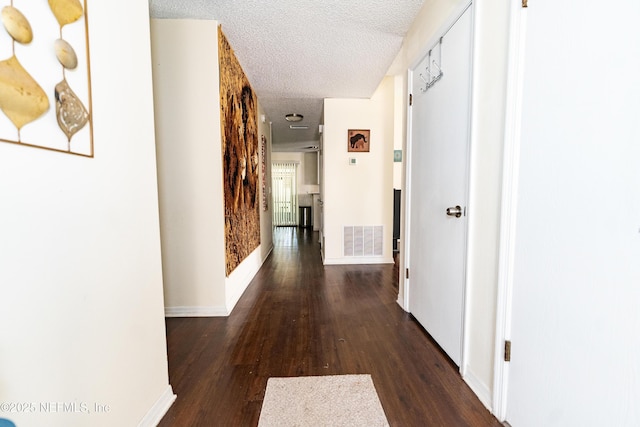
[0, 0, 93, 157]
[347, 129, 370, 152]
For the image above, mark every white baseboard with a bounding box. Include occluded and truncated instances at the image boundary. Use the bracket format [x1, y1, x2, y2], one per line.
[165, 306, 228, 317]
[463, 368, 493, 411]
[396, 297, 408, 312]
[225, 245, 273, 314]
[323, 256, 395, 265]
[138, 385, 176, 427]
[164, 246, 273, 318]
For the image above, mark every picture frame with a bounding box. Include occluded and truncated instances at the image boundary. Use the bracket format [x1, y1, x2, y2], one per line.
[0, 0, 93, 157]
[347, 129, 370, 152]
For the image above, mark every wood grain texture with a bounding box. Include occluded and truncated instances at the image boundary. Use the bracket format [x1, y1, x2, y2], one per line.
[160, 227, 503, 426]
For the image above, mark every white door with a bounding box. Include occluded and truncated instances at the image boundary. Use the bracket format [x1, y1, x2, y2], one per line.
[406, 6, 473, 366]
[504, 1, 640, 426]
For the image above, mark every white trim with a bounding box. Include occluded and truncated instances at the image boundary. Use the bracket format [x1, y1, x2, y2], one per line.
[460, 0, 478, 380]
[463, 368, 492, 411]
[459, 1, 476, 377]
[225, 245, 273, 313]
[164, 246, 274, 318]
[323, 257, 394, 266]
[137, 385, 176, 427]
[401, 68, 413, 313]
[165, 306, 228, 317]
[492, 2, 528, 422]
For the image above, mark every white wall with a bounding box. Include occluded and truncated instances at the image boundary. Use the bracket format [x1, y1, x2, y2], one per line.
[151, 19, 227, 316]
[303, 152, 319, 188]
[388, 0, 463, 76]
[151, 19, 273, 317]
[389, 0, 511, 407]
[323, 77, 395, 265]
[0, 1, 173, 426]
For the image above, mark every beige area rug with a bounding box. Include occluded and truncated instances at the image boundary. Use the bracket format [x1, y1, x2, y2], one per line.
[258, 374, 390, 427]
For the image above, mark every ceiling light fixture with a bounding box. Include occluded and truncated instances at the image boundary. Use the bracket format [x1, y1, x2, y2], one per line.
[285, 113, 303, 122]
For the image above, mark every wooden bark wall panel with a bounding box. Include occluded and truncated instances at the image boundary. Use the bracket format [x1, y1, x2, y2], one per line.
[218, 27, 260, 276]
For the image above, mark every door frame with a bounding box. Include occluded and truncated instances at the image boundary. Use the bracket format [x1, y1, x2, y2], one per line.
[403, 0, 474, 372]
[491, 0, 528, 421]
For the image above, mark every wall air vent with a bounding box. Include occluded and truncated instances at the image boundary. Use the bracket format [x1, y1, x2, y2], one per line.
[343, 226, 383, 257]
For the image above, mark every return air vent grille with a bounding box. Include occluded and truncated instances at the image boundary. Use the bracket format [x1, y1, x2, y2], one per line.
[343, 226, 383, 257]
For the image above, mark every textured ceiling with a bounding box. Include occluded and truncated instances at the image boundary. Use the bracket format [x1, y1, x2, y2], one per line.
[149, 0, 425, 151]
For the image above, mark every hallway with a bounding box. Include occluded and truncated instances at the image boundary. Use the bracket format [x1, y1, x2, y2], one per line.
[159, 227, 501, 426]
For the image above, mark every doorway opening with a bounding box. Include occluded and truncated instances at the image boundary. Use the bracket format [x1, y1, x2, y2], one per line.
[272, 162, 299, 226]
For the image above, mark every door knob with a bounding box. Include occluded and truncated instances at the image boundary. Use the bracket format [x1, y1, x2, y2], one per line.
[446, 205, 463, 218]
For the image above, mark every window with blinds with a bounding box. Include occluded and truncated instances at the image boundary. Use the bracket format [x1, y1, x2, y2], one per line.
[272, 162, 298, 226]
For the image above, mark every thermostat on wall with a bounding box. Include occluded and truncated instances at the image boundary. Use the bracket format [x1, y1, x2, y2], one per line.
[349, 158, 357, 165]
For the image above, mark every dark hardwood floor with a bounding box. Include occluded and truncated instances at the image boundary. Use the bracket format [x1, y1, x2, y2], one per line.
[159, 227, 502, 426]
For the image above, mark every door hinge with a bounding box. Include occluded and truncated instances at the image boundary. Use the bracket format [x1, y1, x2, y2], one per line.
[522, 0, 528, 7]
[504, 340, 512, 362]
[406, 268, 410, 279]
[409, 94, 413, 106]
